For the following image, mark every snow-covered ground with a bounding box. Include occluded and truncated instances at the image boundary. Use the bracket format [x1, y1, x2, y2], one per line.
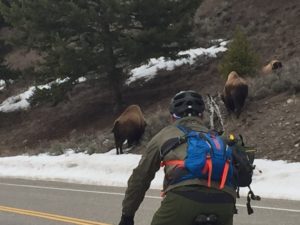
[0, 149, 299, 201]
[126, 41, 227, 84]
[0, 77, 86, 112]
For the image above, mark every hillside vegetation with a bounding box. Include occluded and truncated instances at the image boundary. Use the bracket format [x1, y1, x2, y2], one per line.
[0, 0, 299, 162]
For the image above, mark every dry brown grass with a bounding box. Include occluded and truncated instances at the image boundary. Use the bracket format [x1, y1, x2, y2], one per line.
[5, 49, 43, 70]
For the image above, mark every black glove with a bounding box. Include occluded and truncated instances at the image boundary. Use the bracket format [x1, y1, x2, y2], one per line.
[118, 214, 134, 225]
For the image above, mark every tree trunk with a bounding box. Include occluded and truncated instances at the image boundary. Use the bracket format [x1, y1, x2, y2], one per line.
[101, 14, 123, 111]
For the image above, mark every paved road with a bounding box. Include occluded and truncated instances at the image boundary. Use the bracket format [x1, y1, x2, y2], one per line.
[0, 178, 299, 225]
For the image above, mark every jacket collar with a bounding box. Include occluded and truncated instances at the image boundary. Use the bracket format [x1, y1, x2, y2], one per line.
[174, 116, 208, 132]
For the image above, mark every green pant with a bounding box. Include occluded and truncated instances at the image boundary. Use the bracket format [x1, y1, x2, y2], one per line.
[151, 186, 235, 225]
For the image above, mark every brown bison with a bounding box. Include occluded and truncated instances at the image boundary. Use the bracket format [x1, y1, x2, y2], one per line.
[221, 71, 248, 118]
[112, 105, 146, 155]
[261, 59, 283, 75]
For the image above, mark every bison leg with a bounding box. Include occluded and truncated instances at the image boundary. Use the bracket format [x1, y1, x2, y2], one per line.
[115, 139, 119, 155]
[235, 108, 242, 119]
[115, 140, 124, 155]
[116, 143, 120, 155]
[119, 145, 123, 154]
[127, 141, 133, 148]
[128, 131, 144, 148]
[223, 96, 235, 114]
[233, 95, 247, 119]
[116, 143, 124, 155]
[233, 99, 243, 119]
[114, 132, 125, 154]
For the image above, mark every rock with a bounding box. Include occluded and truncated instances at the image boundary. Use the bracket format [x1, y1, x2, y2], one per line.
[287, 98, 294, 104]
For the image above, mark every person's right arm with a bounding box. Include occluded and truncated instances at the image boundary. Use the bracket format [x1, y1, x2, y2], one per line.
[120, 138, 161, 223]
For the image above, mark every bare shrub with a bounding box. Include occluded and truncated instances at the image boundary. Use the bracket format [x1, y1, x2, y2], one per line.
[271, 80, 291, 93]
[91, 130, 115, 154]
[68, 130, 115, 154]
[5, 49, 44, 71]
[40, 141, 68, 156]
[203, 94, 227, 133]
[252, 87, 272, 100]
[36, 129, 114, 155]
[281, 58, 300, 93]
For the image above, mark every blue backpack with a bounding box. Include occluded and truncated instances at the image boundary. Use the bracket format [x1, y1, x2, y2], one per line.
[160, 126, 261, 215]
[160, 125, 234, 189]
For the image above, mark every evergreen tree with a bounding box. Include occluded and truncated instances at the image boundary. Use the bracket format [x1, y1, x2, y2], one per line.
[0, 7, 18, 86]
[218, 28, 259, 79]
[0, 0, 200, 107]
[0, 39, 16, 85]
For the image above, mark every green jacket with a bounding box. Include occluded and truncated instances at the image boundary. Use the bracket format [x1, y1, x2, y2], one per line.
[122, 116, 236, 216]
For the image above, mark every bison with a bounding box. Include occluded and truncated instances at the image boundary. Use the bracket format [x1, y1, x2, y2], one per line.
[221, 71, 248, 118]
[112, 104, 146, 155]
[261, 59, 283, 75]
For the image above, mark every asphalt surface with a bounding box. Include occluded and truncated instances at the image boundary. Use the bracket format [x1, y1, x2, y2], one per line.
[0, 178, 299, 225]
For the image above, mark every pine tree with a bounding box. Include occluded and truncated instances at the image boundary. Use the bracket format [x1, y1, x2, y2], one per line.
[0, 39, 15, 85]
[0, 0, 200, 107]
[0, 8, 18, 85]
[218, 28, 259, 79]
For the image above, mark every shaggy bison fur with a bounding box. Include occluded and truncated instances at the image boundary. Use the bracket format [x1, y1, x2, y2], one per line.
[221, 71, 248, 118]
[262, 59, 283, 75]
[112, 105, 146, 155]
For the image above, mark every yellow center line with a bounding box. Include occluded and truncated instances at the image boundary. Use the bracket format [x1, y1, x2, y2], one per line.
[0, 205, 112, 225]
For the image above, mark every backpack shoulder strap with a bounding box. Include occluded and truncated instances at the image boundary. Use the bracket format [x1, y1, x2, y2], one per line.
[176, 125, 214, 151]
[160, 136, 186, 159]
[160, 125, 188, 159]
[176, 125, 192, 134]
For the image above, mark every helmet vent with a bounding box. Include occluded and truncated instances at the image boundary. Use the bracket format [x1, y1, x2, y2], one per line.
[169, 90, 205, 117]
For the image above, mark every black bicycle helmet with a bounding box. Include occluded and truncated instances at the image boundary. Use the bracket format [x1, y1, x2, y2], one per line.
[169, 90, 205, 118]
